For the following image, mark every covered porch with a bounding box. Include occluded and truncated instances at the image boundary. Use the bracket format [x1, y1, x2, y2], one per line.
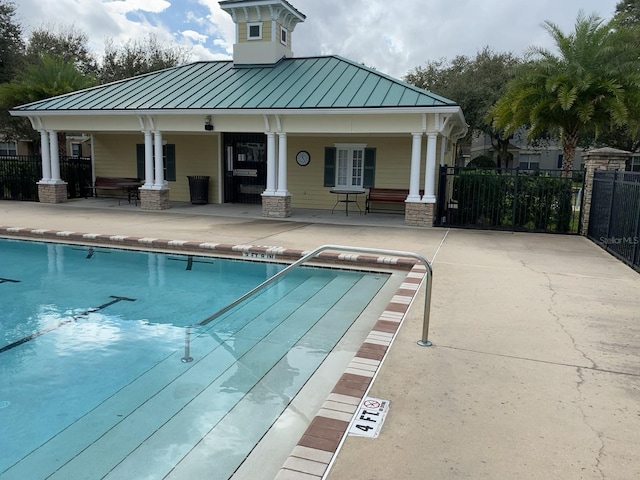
[11, 56, 466, 228]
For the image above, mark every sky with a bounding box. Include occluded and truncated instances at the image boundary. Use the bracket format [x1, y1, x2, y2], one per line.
[13, 0, 622, 80]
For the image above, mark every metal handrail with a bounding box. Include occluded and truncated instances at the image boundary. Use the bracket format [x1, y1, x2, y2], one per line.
[183, 245, 433, 362]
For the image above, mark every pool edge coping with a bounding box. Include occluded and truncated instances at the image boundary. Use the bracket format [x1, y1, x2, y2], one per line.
[0, 226, 427, 480]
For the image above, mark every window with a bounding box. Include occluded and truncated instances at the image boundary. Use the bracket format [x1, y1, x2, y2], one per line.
[71, 143, 81, 157]
[0, 141, 17, 156]
[324, 145, 376, 189]
[519, 153, 540, 171]
[630, 156, 640, 172]
[280, 27, 287, 45]
[248, 23, 262, 40]
[136, 144, 176, 181]
[337, 146, 364, 188]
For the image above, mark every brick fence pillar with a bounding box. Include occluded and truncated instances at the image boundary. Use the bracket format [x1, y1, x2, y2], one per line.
[581, 147, 631, 236]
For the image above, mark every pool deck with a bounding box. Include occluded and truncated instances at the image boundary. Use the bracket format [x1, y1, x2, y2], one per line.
[2, 199, 640, 480]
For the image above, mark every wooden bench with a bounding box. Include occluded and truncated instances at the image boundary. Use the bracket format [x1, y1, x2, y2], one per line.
[85, 176, 141, 204]
[366, 188, 410, 213]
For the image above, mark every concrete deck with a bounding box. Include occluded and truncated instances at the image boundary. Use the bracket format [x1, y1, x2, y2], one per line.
[2, 199, 639, 480]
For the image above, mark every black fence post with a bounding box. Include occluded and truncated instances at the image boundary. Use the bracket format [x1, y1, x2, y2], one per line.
[577, 170, 586, 235]
[435, 165, 448, 226]
[511, 167, 519, 232]
[605, 171, 618, 250]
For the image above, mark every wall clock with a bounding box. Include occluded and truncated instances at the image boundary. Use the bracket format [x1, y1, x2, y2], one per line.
[296, 150, 311, 166]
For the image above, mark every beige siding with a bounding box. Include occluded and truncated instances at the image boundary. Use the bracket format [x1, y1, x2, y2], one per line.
[287, 135, 414, 210]
[171, 134, 219, 202]
[93, 133, 219, 203]
[238, 22, 270, 43]
[263, 21, 272, 42]
[93, 134, 140, 178]
[92, 132, 451, 209]
[16, 140, 33, 156]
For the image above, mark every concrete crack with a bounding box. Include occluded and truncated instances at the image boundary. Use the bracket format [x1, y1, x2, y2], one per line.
[538, 266, 598, 370]
[541, 267, 606, 479]
[577, 367, 606, 480]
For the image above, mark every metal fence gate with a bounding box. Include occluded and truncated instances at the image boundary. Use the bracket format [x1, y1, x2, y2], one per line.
[587, 170, 640, 272]
[436, 166, 585, 234]
[0, 156, 92, 201]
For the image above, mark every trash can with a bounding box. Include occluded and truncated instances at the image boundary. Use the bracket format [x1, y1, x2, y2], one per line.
[187, 176, 210, 204]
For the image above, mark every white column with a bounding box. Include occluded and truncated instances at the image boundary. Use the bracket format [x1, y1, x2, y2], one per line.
[264, 132, 276, 194]
[40, 130, 51, 182]
[407, 132, 422, 202]
[422, 133, 438, 203]
[143, 131, 154, 187]
[153, 131, 164, 187]
[276, 133, 289, 195]
[49, 130, 61, 182]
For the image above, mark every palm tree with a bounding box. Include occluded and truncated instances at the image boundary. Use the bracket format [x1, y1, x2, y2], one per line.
[492, 12, 640, 175]
[0, 54, 96, 149]
[0, 54, 95, 105]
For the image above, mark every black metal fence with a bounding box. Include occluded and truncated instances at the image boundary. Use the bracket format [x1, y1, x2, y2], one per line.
[587, 170, 640, 272]
[0, 156, 92, 201]
[436, 167, 585, 234]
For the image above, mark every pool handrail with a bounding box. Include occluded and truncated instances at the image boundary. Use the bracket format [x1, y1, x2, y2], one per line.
[198, 244, 434, 347]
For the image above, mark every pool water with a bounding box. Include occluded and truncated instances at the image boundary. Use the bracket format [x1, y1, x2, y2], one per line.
[0, 239, 389, 479]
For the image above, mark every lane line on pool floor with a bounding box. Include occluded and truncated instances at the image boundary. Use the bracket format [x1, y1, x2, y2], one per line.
[0, 295, 136, 354]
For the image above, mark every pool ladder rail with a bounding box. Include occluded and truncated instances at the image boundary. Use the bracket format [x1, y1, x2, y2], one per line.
[181, 245, 433, 362]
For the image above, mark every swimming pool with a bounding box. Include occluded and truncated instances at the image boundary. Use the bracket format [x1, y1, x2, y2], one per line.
[0, 239, 391, 479]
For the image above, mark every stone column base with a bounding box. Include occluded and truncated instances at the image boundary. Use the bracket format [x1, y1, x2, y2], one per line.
[262, 195, 292, 218]
[405, 202, 435, 227]
[38, 182, 68, 203]
[140, 188, 170, 210]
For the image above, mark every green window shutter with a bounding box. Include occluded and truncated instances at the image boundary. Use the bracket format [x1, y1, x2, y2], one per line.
[136, 144, 145, 180]
[165, 144, 176, 181]
[363, 147, 376, 188]
[324, 147, 336, 187]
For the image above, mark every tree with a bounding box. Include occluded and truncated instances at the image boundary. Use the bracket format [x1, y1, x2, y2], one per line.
[0, 0, 24, 84]
[405, 47, 520, 168]
[99, 34, 191, 83]
[492, 12, 640, 174]
[587, 0, 640, 152]
[0, 54, 96, 146]
[24, 24, 98, 77]
[614, 0, 640, 26]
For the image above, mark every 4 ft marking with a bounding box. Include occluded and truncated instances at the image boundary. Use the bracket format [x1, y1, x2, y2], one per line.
[354, 409, 382, 432]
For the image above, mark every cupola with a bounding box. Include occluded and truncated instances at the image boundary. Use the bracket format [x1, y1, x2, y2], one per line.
[219, 0, 306, 66]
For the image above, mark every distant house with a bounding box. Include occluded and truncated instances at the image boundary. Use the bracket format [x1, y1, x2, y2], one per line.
[470, 129, 585, 170]
[10, 0, 467, 226]
[1, 137, 33, 156]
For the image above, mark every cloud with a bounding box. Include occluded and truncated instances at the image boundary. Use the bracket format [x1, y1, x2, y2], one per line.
[106, 0, 171, 15]
[181, 30, 208, 44]
[13, 0, 620, 78]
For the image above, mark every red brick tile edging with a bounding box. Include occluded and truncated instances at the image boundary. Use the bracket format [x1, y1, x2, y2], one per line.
[276, 264, 426, 479]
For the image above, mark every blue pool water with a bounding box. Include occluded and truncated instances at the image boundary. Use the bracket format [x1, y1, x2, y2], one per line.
[0, 239, 389, 479]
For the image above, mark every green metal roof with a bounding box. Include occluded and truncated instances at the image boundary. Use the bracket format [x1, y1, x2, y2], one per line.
[12, 55, 458, 113]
